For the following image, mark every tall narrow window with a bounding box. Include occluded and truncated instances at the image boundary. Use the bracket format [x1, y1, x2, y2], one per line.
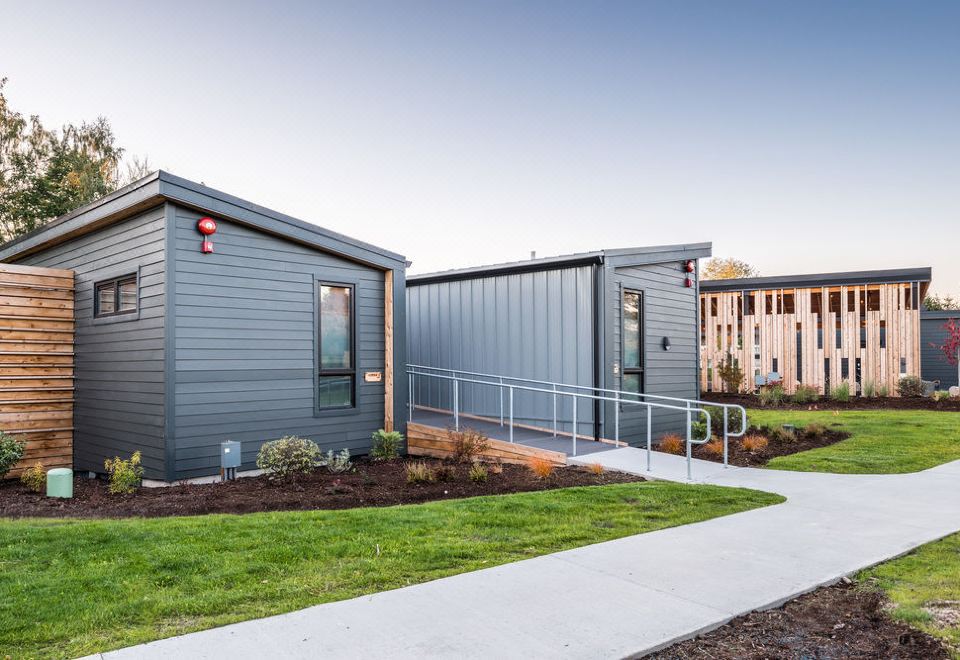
[796, 323, 802, 382]
[772, 357, 779, 374]
[622, 290, 643, 393]
[880, 320, 886, 348]
[317, 283, 355, 409]
[824, 358, 831, 393]
[847, 290, 856, 313]
[811, 291, 822, 315]
[841, 358, 849, 380]
[783, 293, 795, 315]
[745, 291, 756, 316]
[836, 316, 842, 349]
[94, 274, 138, 318]
[829, 290, 842, 315]
[899, 357, 907, 375]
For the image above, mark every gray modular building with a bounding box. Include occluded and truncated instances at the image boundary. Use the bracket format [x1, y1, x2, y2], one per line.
[921, 310, 960, 389]
[0, 171, 406, 481]
[406, 243, 712, 444]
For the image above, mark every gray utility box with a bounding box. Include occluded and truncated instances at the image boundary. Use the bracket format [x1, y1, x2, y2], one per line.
[221, 440, 241, 469]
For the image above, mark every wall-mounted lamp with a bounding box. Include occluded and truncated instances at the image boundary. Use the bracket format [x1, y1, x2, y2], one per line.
[662, 336, 672, 351]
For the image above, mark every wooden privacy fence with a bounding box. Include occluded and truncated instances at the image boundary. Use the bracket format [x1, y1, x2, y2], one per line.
[0, 264, 74, 478]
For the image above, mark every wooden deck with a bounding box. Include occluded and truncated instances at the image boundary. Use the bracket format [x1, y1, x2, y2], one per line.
[407, 408, 618, 465]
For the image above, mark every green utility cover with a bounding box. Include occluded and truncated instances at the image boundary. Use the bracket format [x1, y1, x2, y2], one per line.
[46, 468, 73, 499]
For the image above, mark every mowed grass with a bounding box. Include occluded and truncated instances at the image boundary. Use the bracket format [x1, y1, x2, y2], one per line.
[859, 531, 960, 655]
[748, 408, 960, 474]
[0, 482, 782, 658]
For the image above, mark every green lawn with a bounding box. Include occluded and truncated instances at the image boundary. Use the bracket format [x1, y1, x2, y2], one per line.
[747, 408, 960, 474]
[859, 532, 960, 656]
[0, 482, 782, 659]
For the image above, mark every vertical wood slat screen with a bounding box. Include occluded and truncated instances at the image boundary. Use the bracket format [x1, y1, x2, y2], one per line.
[700, 282, 921, 395]
[0, 264, 74, 478]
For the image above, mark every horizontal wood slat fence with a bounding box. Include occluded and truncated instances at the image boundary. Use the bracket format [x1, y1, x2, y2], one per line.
[0, 264, 74, 478]
[701, 282, 922, 395]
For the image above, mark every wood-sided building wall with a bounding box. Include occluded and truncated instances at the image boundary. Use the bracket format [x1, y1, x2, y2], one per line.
[700, 276, 928, 395]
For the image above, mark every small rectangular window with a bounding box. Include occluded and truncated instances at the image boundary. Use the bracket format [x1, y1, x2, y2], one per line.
[765, 294, 774, 315]
[744, 291, 756, 316]
[772, 357, 779, 373]
[796, 323, 802, 382]
[94, 275, 138, 318]
[811, 291, 822, 315]
[860, 322, 867, 349]
[710, 297, 718, 316]
[829, 290, 842, 315]
[847, 290, 856, 313]
[824, 358, 831, 393]
[880, 320, 886, 348]
[900, 357, 907, 375]
[867, 287, 880, 312]
[783, 293, 795, 315]
[622, 290, 644, 393]
[317, 282, 356, 409]
[841, 358, 849, 379]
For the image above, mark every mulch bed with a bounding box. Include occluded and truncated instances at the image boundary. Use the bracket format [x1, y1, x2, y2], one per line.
[705, 392, 960, 412]
[0, 458, 641, 519]
[691, 425, 851, 467]
[649, 581, 950, 659]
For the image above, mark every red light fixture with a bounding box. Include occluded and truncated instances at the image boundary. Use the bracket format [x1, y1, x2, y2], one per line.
[684, 277, 693, 288]
[684, 260, 695, 273]
[197, 217, 217, 253]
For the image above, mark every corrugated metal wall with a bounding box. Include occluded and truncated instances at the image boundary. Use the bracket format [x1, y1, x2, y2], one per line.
[921, 311, 960, 389]
[407, 266, 595, 435]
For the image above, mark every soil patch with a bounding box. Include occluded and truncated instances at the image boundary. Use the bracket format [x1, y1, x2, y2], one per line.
[649, 581, 950, 659]
[692, 424, 851, 467]
[705, 392, 960, 412]
[0, 458, 641, 519]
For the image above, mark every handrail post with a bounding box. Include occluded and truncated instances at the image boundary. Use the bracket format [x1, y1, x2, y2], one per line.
[686, 401, 692, 480]
[509, 386, 514, 443]
[646, 404, 652, 471]
[408, 372, 414, 422]
[552, 384, 558, 437]
[453, 377, 459, 431]
[722, 407, 729, 468]
[571, 395, 577, 456]
[499, 376, 504, 426]
[614, 390, 620, 448]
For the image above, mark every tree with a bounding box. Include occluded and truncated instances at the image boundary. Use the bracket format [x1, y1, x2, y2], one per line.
[932, 318, 960, 389]
[0, 78, 143, 243]
[717, 352, 744, 393]
[924, 293, 960, 311]
[701, 257, 759, 280]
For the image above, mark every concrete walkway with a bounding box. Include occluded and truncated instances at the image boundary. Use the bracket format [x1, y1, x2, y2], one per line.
[85, 450, 960, 660]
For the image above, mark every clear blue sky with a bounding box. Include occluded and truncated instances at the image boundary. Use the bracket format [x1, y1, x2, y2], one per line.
[2, 1, 958, 294]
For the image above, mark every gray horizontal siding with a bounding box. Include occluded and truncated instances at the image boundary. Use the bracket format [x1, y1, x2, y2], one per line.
[921, 314, 960, 389]
[171, 204, 387, 479]
[15, 206, 167, 477]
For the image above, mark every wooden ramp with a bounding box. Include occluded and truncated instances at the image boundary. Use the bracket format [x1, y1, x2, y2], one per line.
[0, 264, 74, 478]
[407, 408, 618, 466]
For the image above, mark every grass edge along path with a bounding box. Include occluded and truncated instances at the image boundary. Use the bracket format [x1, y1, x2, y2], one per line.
[747, 408, 960, 474]
[0, 481, 782, 659]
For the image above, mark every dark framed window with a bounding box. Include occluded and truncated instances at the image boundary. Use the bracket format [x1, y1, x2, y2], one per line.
[94, 274, 138, 318]
[622, 289, 643, 393]
[317, 282, 356, 410]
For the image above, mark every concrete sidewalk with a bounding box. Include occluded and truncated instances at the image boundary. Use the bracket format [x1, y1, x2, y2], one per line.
[85, 451, 960, 660]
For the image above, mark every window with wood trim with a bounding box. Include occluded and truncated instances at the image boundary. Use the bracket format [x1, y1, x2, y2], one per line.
[622, 290, 644, 393]
[317, 282, 356, 409]
[94, 274, 138, 318]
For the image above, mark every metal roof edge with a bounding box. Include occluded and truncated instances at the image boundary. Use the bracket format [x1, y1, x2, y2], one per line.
[700, 267, 933, 292]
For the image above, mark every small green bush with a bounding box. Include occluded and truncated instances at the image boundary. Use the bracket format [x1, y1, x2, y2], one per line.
[468, 463, 488, 483]
[758, 385, 785, 407]
[897, 376, 924, 398]
[104, 451, 144, 495]
[703, 405, 744, 437]
[877, 384, 890, 397]
[20, 462, 46, 493]
[830, 382, 851, 402]
[862, 380, 877, 398]
[405, 461, 435, 484]
[449, 427, 490, 463]
[370, 429, 403, 460]
[0, 431, 26, 479]
[804, 422, 829, 439]
[323, 448, 352, 473]
[793, 385, 819, 404]
[256, 436, 320, 479]
[932, 390, 951, 402]
[690, 421, 709, 442]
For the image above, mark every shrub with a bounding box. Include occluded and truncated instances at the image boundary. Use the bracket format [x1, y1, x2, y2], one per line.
[862, 380, 877, 398]
[758, 385, 785, 407]
[804, 422, 828, 439]
[256, 436, 320, 478]
[587, 462, 605, 475]
[323, 448, 352, 473]
[468, 463, 488, 483]
[449, 427, 490, 463]
[104, 451, 144, 495]
[897, 376, 924, 398]
[741, 434, 769, 452]
[877, 384, 890, 397]
[659, 433, 684, 455]
[20, 462, 46, 493]
[703, 405, 743, 438]
[793, 384, 819, 404]
[717, 352, 744, 393]
[0, 431, 26, 479]
[702, 438, 724, 457]
[690, 421, 709, 442]
[769, 426, 796, 444]
[405, 461, 435, 484]
[830, 382, 851, 402]
[933, 390, 951, 403]
[434, 464, 456, 481]
[527, 457, 555, 479]
[370, 429, 403, 460]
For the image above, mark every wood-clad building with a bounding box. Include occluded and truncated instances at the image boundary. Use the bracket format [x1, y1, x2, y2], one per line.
[699, 268, 931, 395]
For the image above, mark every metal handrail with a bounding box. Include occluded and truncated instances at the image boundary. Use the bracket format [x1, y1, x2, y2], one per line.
[408, 363, 747, 468]
[407, 368, 713, 479]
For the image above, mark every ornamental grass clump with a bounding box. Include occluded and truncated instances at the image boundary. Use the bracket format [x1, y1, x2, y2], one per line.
[793, 384, 819, 404]
[740, 434, 769, 453]
[405, 461, 435, 484]
[527, 457, 555, 479]
[659, 433, 684, 455]
[256, 435, 321, 479]
[897, 376, 924, 398]
[104, 451, 144, 495]
[468, 463, 488, 483]
[702, 438, 724, 457]
[758, 385, 785, 407]
[830, 382, 851, 402]
[803, 422, 829, 440]
[0, 431, 25, 479]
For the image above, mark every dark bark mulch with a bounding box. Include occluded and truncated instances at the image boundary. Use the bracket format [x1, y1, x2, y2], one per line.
[649, 581, 950, 659]
[691, 425, 851, 467]
[0, 458, 641, 519]
[705, 392, 960, 412]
